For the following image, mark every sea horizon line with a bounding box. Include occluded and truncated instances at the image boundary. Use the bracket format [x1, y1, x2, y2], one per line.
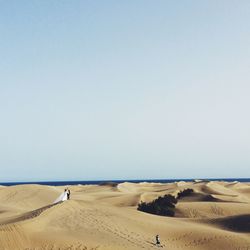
[1, 177, 250, 186]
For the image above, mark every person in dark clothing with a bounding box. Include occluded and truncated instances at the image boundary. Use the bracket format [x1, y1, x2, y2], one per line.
[156, 235, 161, 246]
[67, 189, 71, 200]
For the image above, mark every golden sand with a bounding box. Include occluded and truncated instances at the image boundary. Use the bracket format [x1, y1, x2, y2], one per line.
[0, 181, 249, 250]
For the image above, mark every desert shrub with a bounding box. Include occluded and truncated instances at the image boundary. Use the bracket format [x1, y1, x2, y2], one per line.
[177, 188, 194, 199]
[137, 194, 177, 217]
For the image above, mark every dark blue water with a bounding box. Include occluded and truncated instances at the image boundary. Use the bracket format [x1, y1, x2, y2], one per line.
[0, 178, 249, 186]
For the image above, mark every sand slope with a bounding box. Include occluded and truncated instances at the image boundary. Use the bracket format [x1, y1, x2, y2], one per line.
[0, 181, 249, 250]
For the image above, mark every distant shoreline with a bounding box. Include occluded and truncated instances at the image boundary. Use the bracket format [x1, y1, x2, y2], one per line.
[1, 178, 250, 186]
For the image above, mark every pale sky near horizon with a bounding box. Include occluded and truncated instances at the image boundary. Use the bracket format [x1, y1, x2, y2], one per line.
[0, 1, 250, 182]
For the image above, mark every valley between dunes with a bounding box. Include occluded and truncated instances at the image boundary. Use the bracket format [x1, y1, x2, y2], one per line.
[0, 181, 249, 250]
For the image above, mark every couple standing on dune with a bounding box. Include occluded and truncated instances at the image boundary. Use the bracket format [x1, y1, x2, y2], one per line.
[54, 188, 71, 203]
[62, 188, 71, 201]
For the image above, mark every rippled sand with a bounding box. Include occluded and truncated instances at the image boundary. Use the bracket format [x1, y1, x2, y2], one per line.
[0, 181, 249, 250]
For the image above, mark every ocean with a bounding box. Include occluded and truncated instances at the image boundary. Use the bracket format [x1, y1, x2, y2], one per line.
[0, 178, 249, 186]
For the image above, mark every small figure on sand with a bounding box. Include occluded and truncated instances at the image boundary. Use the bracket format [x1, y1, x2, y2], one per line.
[155, 234, 161, 247]
[62, 188, 70, 201]
[67, 188, 71, 200]
[64, 188, 70, 200]
[53, 188, 71, 203]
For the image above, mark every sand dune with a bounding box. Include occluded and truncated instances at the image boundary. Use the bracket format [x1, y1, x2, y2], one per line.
[208, 214, 250, 233]
[0, 181, 249, 250]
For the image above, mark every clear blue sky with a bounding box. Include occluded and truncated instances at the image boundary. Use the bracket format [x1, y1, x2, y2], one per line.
[0, 1, 250, 181]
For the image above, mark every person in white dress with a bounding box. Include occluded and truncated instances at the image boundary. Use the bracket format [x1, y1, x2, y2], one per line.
[62, 189, 68, 201]
[54, 188, 70, 203]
